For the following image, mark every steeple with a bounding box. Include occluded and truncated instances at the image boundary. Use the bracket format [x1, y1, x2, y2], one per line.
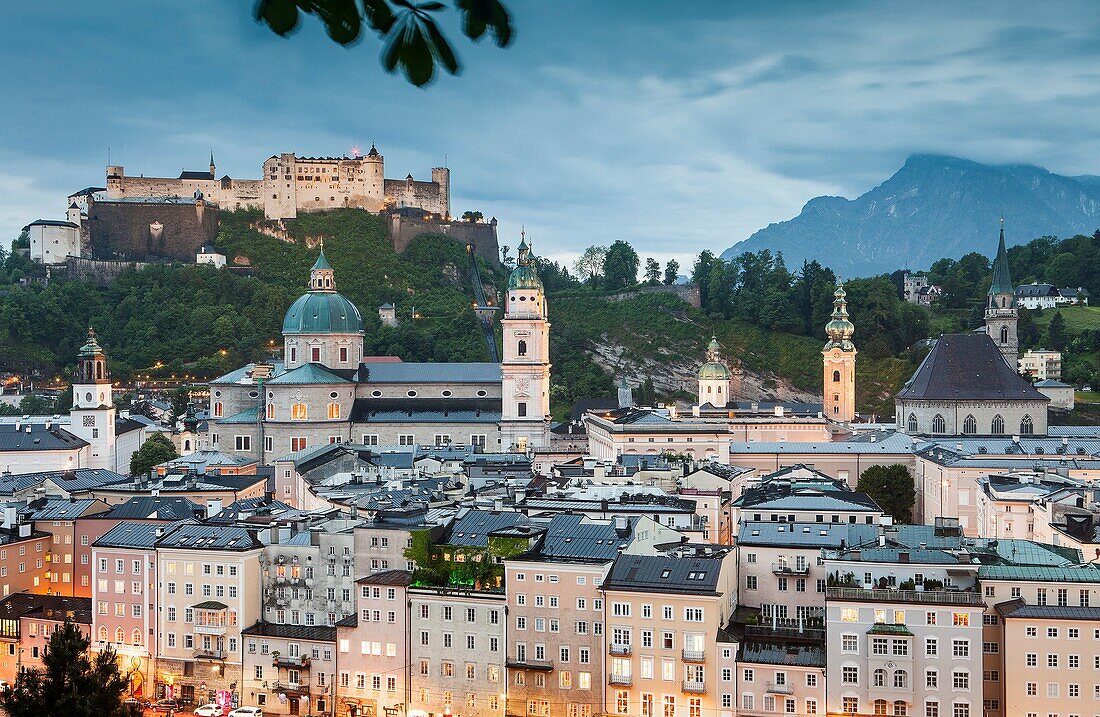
[698, 335, 731, 408]
[824, 281, 856, 351]
[76, 326, 110, 384]
[985, 219, 1019, 365]
[309, 247, 335, 292]
[988, 217, 1014, 303]
[822, 280, 857, 422]
[209, 151, 216, 178]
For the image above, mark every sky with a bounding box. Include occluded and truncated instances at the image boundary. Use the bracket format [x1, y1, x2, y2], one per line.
[3, 1, 1100, 270]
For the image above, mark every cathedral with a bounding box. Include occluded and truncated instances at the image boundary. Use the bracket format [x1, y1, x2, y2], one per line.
[206, 238, 550, 462]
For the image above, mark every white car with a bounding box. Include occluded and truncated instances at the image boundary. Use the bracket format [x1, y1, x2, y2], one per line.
[194, 705, 223, 717]
[228, 708, 262, 717]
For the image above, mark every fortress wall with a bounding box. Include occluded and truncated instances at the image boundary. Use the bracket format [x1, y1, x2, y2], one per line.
[64, 257, 151, 287]
[389, 215, 500, 265]
[383, 179, 448, 215]
[86, 198, 219, 261]
[606, 283, 701, 308]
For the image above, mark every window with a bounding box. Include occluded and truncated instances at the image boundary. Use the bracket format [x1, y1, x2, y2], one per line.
[962, 415, 976, 434]
[952, 640, 969, 658]
[1020, 414, 1034, 434]
[842, 634, 859, 653]
[842, 666, 858, 684]
[328, 402, 340, 419]
[234, 435, 251, 451]
[932, 414, 945, 433]
[951, 612, 969, 627]
[951, 671, 968, 690]
[291, 403, 307, 420]
[991, 414, 1004, 434]
[908, 414, 918, 432]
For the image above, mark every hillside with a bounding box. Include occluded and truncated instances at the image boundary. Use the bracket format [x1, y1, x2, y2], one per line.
[723, 155, 1100, 276]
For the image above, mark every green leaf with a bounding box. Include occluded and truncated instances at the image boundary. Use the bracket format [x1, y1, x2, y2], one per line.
[422, 15, 459, 74]
[312, 0, 363, 44]
[361, 0, 396, 33]
[455, 0, 512, 46]
[255, 0, 301, 36]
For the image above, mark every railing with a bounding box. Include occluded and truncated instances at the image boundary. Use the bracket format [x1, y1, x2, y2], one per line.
[765, 681, 793, 695]
[744, 625, 825, 640]
[609, 674, 633, 686]
[271, 680, 309, 695]
[826, 587, 985, 606]
[681, 680, 706, 694]
[771, 563, 810, 576]
[194, 624, 228, 635]
[681, 649, 706, 662]
[609, 643, 632, 656]
[274, 655, 311, 668]
[193, 647, 226, 660]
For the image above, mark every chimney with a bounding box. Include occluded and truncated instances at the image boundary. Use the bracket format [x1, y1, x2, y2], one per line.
[878, 535, 886, 547]
[155, 527, 165, 538]
[206, 499, 223, 519]
[18, 523, 30, 538]
[614, 515, 629, 537]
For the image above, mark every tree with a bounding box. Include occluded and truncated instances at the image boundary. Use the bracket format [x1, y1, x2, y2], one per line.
[663, 259, 679, 285]
[857, 464, 916, 524]
[644, 258, 661, 285]
[0, 619, 133, 717]
[603, 241, 640, 290]
[500, 244, 512, 267]
[573, 246, 607, 285]
[254, 0, 514, 87]
[460, 210, 483, 223]
[129, 433, 178, 477]
[1046, 311, 1068, 351]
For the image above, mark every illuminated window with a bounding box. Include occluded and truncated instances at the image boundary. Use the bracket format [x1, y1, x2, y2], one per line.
[291, 403, 308, 420]
[328, 402, 340, 419]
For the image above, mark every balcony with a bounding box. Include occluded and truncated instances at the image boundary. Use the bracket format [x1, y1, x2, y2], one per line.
[609, 674, 633, 686]
[609, 643, 632, 656]
[681, 681, 706, 694]
[681, 649, 706, 663]
[826, 587, 985, 606]
[765, 681, 793, 695]
[193, 647, 226, 660]
[271, 680, 309, 696]
[273, 654, 311, 669]
[505, 658, 553, 672]
[771, 562, 810, 576]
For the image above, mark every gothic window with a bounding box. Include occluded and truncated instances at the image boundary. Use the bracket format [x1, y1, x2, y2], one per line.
[115, 627, 125, 643]
[1000, 326, 1008, 344]
[962, 415, 977, 435]
[518, 340, 527, 357]
[328, 402, 341, 420]
[932, 414, 946, 434]
[98, 626, 108, 642]
[991, 415, 1004, 434]
[291, 403, 308, 420]
[1020, 415, 1034, 435]
[132, 628, 142, 645]
[907, 414, 918, 433]
[266, 404, 275, 420]
[832, 370, 841, 382]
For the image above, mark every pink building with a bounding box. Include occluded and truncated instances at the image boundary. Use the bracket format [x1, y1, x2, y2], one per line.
[0, 593, 92, 684]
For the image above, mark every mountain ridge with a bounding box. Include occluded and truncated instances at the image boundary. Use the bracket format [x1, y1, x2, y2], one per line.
[722, 154, 1100, 275]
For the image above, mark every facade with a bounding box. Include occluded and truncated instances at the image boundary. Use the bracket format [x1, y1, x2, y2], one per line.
[24, 206, 82, 264]
[0, 521, 52, 598]
[1035, 379, 1074, 409]
[242, 623, 337, 716]
[1014, 283, 1059, 310]
[20, 497, 111, 595]
[0, 594, 92, 685]
[197, 245, 227, 268]
[260, 524, 357, 628]
[1017, 349, 1062, 381]
[822, 282, 857, 423]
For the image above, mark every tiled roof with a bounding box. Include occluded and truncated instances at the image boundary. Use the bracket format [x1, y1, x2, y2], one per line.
[604, 551, 728, 595]
[897, 334, 1048, 402]
[360, 362, 500, 384]
[0, 422, 87, 452]
[242, 622, 337, 642]
[218, 406, 259, 424]
[0, 593, 93, 625]
[95, 521, 182, 549]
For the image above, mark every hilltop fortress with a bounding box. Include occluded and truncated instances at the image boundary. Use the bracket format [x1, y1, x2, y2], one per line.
[105, 144, 449, 219]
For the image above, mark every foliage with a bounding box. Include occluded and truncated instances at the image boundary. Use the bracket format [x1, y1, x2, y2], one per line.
[129, 433, 179, 477]
[0, 619, 133, 717]
[253, 0, 513, 87]
[644, 258, 661, 285]
[602, 240, 640, 290]
[0, 393, 60, 417]
[663, 259, 679, 285]
[403, 530, 527, 590]
[460, 210, 483, 222]
[573, 245, 607, 285]
[857, 464, 916, 524]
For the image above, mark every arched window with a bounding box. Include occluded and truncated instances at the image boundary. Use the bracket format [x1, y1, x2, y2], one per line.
[907, 414, 918, 433]
[832, 370, 841, 382]
[873, 700, 888, 716]
[1000, 325, 1009, 344]
[98, 626, 108, 642]
[96, 362, 104, 380]
[115, 627, 125, 643]
[213, 402, 223, 418]
[1020, 414, 1034, 435]
[184, 439, 192, 451]
[132, 628, 142, 645]
[517, 340, 527, 357]
[707, 385, 712, 394]
[932, 414, 945, 434]
[328, 402, 341, 420]
[991, 414, 1004, 434]
[893, 670, 908, 689]
[266, 404, 275, 420]
[893, 701, 908, 716]
[291, 403, 308, 420]
[962, 415, 977, 434]
[873, 669, 887, 687]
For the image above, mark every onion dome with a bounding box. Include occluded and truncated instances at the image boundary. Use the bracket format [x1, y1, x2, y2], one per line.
[824, 282, 856, 350]
[508, 232, 543, 291]
[698, 336, 732, 380]
[78, 326, 105, 358]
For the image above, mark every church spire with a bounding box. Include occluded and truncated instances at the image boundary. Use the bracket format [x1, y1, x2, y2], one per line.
[824, 280, 855, 351]
[310, 248, 335, 292]
[988, 217, 1013, 301]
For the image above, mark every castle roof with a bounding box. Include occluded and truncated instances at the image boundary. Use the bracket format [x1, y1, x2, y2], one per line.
[896, 333, 1047, 402]
[178, 170, 215, 180]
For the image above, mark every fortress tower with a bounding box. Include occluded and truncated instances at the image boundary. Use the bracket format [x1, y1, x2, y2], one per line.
[985, 219, 1019, 366]
[69, 327, 118, 470]
[823, 281, 857, 422]
[500, 234, 551, 451]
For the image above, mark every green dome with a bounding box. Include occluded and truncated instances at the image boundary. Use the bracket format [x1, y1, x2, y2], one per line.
[698, 361, 731, 380]
[508, 264, 543, 290]
[282, 291, 364, 335]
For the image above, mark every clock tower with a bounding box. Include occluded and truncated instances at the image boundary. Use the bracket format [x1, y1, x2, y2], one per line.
[500, 233, 551, 452]
[70, 327, 117, 470]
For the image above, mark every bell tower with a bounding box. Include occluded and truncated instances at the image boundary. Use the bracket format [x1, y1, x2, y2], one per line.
[500, 233, 551, 452]
[822, 281, 857, 422]
[985, 219, 1018, 366]
[70, 327, 117, 470]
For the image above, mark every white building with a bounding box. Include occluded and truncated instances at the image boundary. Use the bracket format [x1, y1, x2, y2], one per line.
[197, 244, 227, 268]
[24, 204, 82, 264]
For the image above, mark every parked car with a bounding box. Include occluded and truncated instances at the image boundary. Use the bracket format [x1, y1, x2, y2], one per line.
[228, 708, 262, 717]
[153, 699, 181, 713]
[123, 698, 149, 711]
[194, 704, 224, 717]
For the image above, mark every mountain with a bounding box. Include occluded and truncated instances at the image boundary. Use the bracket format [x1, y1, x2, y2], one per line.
[722, 154, 1100, 276]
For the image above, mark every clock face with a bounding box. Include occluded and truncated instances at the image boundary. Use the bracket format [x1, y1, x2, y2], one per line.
[515, 378, 531, 397]
[83, 415, 95, 427]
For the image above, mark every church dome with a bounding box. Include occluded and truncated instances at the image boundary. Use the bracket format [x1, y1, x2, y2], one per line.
[282, 291, 364, 335]
[698, 361, 731, 381]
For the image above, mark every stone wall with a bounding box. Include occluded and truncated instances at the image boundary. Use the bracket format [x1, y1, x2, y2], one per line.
[63, 257, 151, 287]
[86, 197, 219, 261]
[389, 214, 500, 265]
[606, 282, 701, 308]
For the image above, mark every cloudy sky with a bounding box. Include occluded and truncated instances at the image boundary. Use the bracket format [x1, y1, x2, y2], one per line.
[3, 1, 1100, 269]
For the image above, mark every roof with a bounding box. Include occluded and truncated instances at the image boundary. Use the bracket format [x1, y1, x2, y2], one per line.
[445, 509, 527, 547]
[23, 219, 79, 229]
[531, 513, 634, 561]
[22, 497, 107, 521]
[978, 564, 1100, 583]
[0, 468, 128, 494]
[603, 551, 728, 595]
[266, 362, 353, 386]
[355, 570, 413, 586]
[217, 406, 259, 424]
[155, 523, 264, 551]
[1016, 284, 1059, 297]
[0, 594, 92, 625]
[1035, 379, 1071, 388]
[738, 522, 878, 549]
[361, 362, 500, 384]
[102, 496, 205, 521]
[282, 291, 364, 336]
[178, 170, 214, 180]
[896, 333, 1048, 402]
[209, 361, 287, 386]
[989, 223, 1013, 296]
[242, 622, 337, 642]
[997, 602, 1100, 621]
[95, 521, 181, 549]
[0, 422, 88, 452]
